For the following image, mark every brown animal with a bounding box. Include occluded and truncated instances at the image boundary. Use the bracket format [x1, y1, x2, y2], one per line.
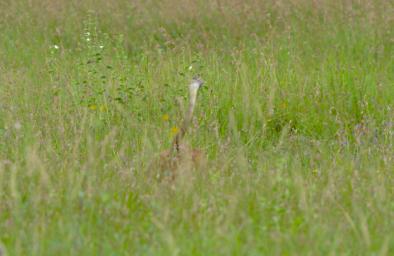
[152, 77, 205, 181]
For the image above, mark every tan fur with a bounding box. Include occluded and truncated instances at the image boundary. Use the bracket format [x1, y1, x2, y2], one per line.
[155, 144, 205, 181]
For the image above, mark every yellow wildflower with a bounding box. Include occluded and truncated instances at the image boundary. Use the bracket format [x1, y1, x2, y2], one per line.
[170, 126, 179, 135]
[89, 104, 97, 110]
[162, 114, 169, 121]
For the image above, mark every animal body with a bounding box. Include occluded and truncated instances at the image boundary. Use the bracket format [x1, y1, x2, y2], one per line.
[153, 77, 205, 181]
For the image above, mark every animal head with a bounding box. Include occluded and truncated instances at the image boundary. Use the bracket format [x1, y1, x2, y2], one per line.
[189, 77, 204, 92]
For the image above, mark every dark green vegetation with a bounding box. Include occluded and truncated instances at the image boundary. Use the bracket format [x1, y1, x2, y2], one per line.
[0, 0, 393, 255]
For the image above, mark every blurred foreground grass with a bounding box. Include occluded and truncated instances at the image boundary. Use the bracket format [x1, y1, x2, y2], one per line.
[0, 0, 393, 255]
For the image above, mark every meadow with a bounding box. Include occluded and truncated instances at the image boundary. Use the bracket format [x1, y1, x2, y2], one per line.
[0, 0, 393, 255]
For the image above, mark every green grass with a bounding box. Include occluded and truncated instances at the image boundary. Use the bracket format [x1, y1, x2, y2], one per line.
[0, 0, 393, 255]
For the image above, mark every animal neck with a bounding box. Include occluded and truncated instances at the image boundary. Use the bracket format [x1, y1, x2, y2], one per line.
[172, 85, 200, 152]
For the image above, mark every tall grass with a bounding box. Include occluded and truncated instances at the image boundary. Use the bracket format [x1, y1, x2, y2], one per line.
[0, 0, 393, 255]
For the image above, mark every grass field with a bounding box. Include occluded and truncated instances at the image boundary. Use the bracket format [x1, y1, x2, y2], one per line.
[0, 0, 393, 255]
